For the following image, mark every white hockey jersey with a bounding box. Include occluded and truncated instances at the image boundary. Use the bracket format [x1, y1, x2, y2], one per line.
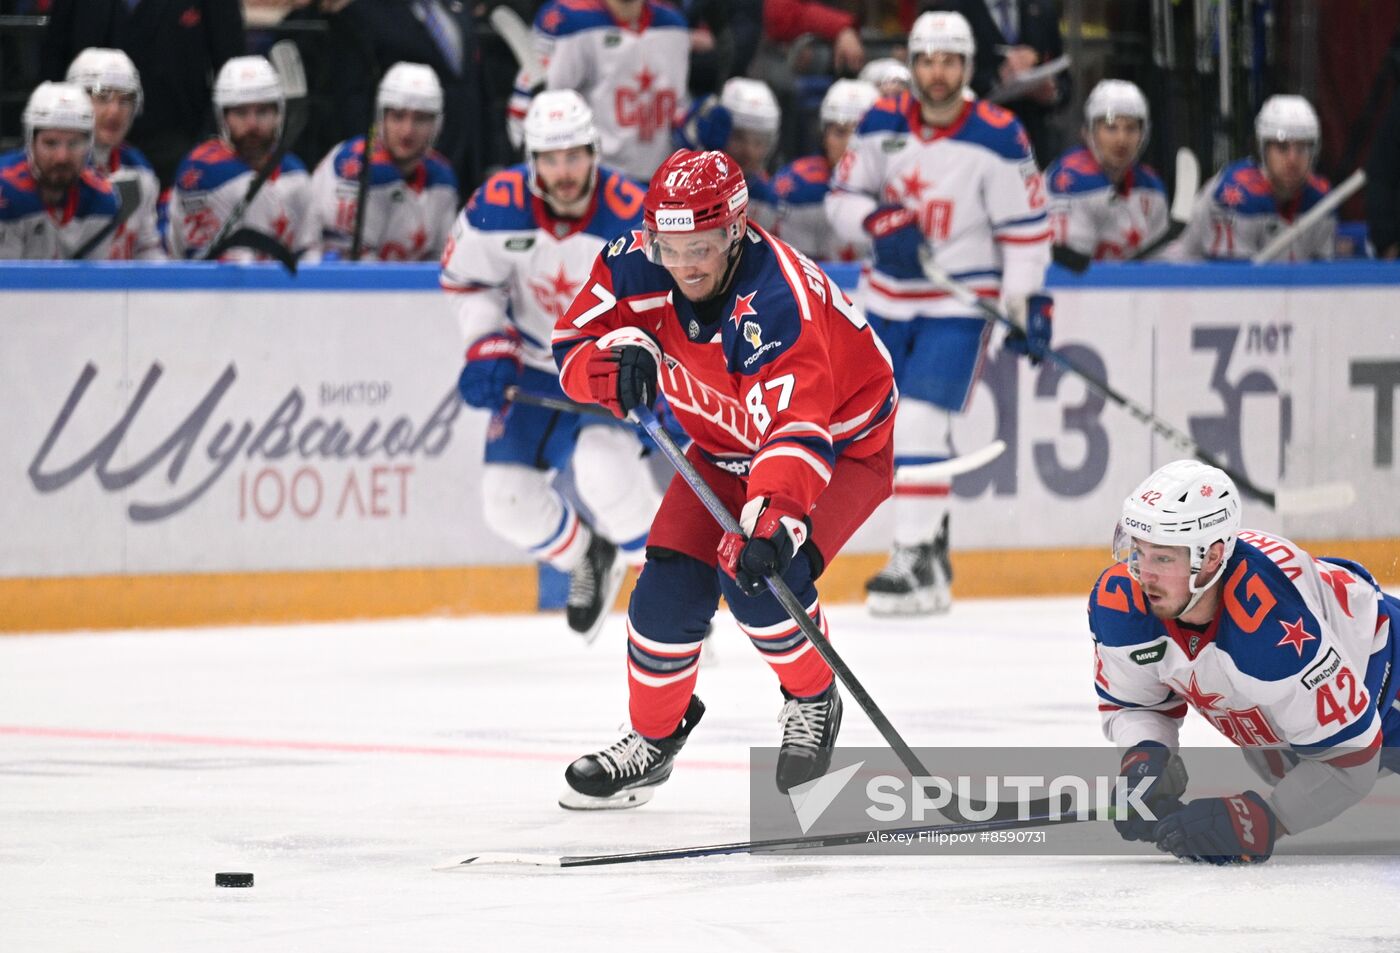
[508, 0, 689, 183]
[0, 149, 119, 259]
[94, 142, 163, 260]
[1091, 531, 1400, 835]
[1045, 146, 1168, 261]
[771, 154, 869, 262]
[1175, 158, 1334, 262]
[826, 94, 1051, 320]
[305, 137, 458, 261]
[440, 162, 646, 372]
[166, 138, 313, 260]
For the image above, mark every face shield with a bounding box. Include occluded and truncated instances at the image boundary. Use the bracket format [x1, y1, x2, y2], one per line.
[644, 225, 735, 268]
[1111, 526, 1194, 583]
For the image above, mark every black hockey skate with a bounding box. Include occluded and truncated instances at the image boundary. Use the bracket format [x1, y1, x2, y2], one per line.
[559, 695, 706, 810]
[775, 683, 843, 793]
[566, 531, 627, 644]
[864, 514, 952, 617]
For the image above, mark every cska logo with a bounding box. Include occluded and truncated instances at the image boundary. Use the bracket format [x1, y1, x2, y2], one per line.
[615, 64, 677, 143]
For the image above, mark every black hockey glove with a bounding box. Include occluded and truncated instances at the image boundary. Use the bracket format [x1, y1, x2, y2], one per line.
[1113, 741, 1188, 842]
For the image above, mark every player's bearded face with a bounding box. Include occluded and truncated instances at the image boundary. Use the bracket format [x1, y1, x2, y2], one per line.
[1091, 117, 1143, 177]
[90, 90, 136, 149]
[912, 52, 965, 110]
[1263, 140, 1312, 196]
[649, 224, 737, 302]
[382, 108, 437, 166]
[224, 103, 281, 167]
[535, 146, 595, 205]
[31, 129, 89, 193]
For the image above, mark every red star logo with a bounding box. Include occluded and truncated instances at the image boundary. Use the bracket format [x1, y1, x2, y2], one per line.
[728, 290, 758, 328]
[1222, 184, 1245, 207]
[179, 167, 202, 190]
[626, 228, 648, 255]
[271, 212, 290, 241]
[635, 64, 655, 93]
[1054, 170, 1072, 192]
[542, 8, 562, 31]
[775, 176, 795, 198]
[1173, 672, 1224, 712]
[1123, 225, 1142, 249]
[1318, 566, 1355, 618]
[342, 156, 361, 178]
[529, 265, 579, 321]
[410, 227, 428, 252]
[899, 167, 929, 201]
[1276, 616, 1317, 656]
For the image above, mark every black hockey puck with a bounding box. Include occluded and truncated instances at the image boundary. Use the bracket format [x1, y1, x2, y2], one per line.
[215, 872, 254, 888]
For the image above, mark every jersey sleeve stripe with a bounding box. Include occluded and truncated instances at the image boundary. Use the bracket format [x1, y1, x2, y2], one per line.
[866, 274, 1000, 300]
[1320, 732, 1382, 768]
[627, 294, 670, 312]
[762, 229, 814, 323]
[993, 212, 1049, 230]
[752, 445, 832, 483]
[994, 229, 1054, 244]
[772, 420, 833, 442]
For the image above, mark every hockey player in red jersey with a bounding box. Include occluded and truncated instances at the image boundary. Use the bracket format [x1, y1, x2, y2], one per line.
[552, 149, 898, 808]
[1094, 460, 1400, 864]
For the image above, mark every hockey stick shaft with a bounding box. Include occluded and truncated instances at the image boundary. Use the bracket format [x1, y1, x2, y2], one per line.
[71, 178, 141, 260]
[1129, 147, 1197, 261]
[350, 123, 376, 261]
[489, 6, 544, 79]
[1251, 169, 1365, 263]
[505, 385, 616, 419]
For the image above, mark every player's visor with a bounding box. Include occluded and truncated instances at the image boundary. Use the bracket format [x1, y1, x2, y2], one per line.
[645, 227, 732, 267]
[1111, 525, 1193, 581]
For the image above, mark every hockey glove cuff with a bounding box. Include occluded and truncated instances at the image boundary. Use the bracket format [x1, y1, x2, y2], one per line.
[1152, 791, 1278, 865]
[719, 496, 809, 597]
[1112, 741, 1188, 842]
[1002, 292, 1054, 365]
[862, 205, 926, 281]
[458, 330, 523, 410]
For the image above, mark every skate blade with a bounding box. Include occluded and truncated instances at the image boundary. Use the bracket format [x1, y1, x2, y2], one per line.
[572, 558, 630, 646]
[557, 785, 656, 811]
[865, 589, 951, 617]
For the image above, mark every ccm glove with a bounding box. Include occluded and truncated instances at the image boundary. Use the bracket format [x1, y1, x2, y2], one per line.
[862, 205, 926, 280]
[679, 97, 734, 152]
[457, 330, 522, 410]
[1153, 791, 1278, 865]
[1002, 292, 1054, 365]
[586, 344, 659, 419]
[1113, 741, 1188, 842]
[718, 496, 809, 597]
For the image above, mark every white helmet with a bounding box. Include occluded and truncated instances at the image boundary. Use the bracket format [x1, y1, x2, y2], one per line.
[22, 81, 94, 168]
[858, 58, 912, 97]
[820, 79, 879, 127]
[1113, 459, 1241, 615]
[1084, 79, 1150, 164]
[376, 62, 444, 146]
[907, 11, 976, 94]
[523, 89, 600, 200]
[720, 78, 781, 136]
[212, 55, 284, 143]
[66, 47, 143, 116]
[1255, 94, 1319, 160]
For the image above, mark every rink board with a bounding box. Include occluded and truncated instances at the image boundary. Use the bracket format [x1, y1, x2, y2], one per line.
[2, 261, 1397, 629]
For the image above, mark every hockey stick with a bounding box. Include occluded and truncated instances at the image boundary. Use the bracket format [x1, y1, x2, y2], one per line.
[1128, 147, 1198, 261]
[436, 808, 1094, 870]
[489, 6, 544, 80]
[630, 405, 1063, 824]
[1251, 169, 1366, 263]
[207, 226, 300, 273]
[349, 121, 376, 261]
[920, 251, 1356, 515]
[200, 40, 309, 265]
[71, 178, 141, 260]
[507, 387, 1006, 487]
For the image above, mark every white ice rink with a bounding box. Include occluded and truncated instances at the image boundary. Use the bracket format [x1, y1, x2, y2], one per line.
[4, 597, 1398, 952]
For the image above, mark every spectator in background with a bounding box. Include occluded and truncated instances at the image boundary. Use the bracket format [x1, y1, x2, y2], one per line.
[919, 0, 1067, 165]
[39, 0, 245, 186]
[1366, 89, 1400, 259]
[305, 62, 458, 261]
[677, 0, 763, 97]
[674, 77, 783, 227]
[508, 0, 690, 184]
[764, 0, 866, 76]
[1174, 95, 1335, 262]
[66, 48, 165, 259]
[859, 58, 913, 98]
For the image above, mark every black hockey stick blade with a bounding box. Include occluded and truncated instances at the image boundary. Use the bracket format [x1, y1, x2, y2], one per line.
[206, 227, 300, 274]
[1127, 219, 1185, 262]
[435, 808, 1090, 870]
[1051, 244, 1092, 273]
[71, 178, 142, 260]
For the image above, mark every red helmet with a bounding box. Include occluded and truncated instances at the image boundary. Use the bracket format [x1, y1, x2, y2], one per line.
[643, 149, 749, 238]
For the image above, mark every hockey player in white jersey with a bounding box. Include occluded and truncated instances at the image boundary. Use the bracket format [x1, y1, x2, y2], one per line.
[440, 91, 661, 642]
[1046, 79, 1168, 261]
[826, 11, 1052, 616]
[65, 48, 163, 260]
[0, 82, 118, 260]
[1175, 95, 1334, 261]
[673, 77, 781, 228]
[1092, 460, 1400, 865]
[306, 63, 457, 262]
[507, 0, 689, 183]
[771, 78, 878, 261]
[858, 58, 912, 98]
[167, 56, 313, 260]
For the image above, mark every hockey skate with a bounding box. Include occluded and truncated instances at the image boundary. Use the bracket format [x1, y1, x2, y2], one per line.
[776, 683, 843, 793]
[559, 696, 705, 810]
[864, 515, 953, 616]
[566, 531, 627, 644]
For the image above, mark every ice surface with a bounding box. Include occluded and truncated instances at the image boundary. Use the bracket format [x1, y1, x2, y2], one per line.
[3, 598, 1398, 951]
